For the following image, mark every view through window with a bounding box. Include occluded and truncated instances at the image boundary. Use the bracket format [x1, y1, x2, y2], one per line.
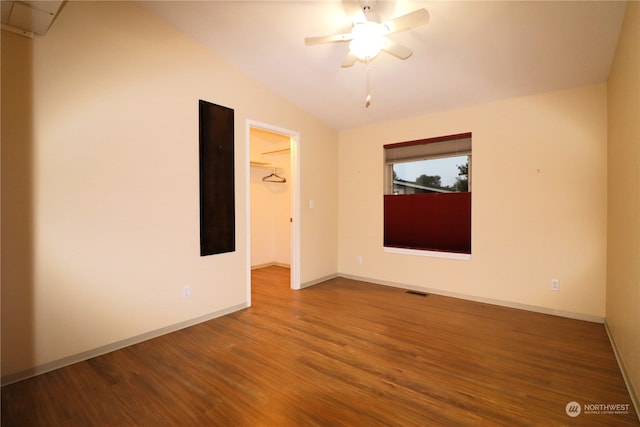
[392, 155, 470, 194]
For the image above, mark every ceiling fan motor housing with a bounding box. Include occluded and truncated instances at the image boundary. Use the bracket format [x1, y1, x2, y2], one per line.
[358, 0, 381, 23]
[359, 0, 376, 12]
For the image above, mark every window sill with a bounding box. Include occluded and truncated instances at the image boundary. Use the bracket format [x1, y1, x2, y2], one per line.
[384, 246, 471, 260]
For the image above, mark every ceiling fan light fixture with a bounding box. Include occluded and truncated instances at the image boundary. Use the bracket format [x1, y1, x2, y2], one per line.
[349, 21, 386, 60]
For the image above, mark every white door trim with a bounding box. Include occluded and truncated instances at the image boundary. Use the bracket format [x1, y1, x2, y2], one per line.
[245, 120, 301, 305]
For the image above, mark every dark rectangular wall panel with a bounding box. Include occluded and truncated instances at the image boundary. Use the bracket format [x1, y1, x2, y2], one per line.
[199, 100, 235, 256]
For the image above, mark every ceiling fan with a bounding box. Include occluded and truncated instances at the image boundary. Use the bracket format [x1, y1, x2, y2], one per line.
[305, 0, 430, 68]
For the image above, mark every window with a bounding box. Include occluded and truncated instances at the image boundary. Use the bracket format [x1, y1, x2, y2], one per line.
[384, 133, 471, 255]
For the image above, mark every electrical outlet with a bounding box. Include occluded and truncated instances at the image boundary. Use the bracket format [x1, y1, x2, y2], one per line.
[183, 285, 191, 298]
[551, 279, 559, 291]
[357, 255, 363, 265]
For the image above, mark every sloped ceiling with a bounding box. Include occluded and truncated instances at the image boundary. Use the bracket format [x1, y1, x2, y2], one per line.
[139, 1, 626, 130]
[7, 1, 622, 130]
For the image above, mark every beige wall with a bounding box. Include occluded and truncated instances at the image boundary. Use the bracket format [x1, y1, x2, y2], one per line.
[338, 84, 608, 320]
[607, 1, 640, 407]
[1, 1, 338, 380]
[250, 128, 291, 267]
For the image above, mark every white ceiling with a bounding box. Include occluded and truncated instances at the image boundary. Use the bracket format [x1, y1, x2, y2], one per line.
[140, 1, 627, 131]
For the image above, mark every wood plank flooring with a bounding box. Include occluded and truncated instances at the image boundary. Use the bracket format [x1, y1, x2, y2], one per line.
[2, 266, 638, 426]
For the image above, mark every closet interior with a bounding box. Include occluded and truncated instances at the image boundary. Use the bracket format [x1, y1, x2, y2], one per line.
[249, 128, 291, 269]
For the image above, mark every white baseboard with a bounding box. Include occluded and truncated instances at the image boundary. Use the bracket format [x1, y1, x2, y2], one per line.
[2, 274, 612, 389]
[338, 273, 605, 324]
[301, 273, 338, 289]
[251, 262, 290, 270]
[1, 303, 248, 387]
[604, 322, 640, 422]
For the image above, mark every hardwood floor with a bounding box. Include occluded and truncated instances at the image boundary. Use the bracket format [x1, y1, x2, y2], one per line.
[2, 266, 638, 426]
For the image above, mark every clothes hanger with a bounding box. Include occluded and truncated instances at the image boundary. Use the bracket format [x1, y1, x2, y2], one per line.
[262, 169, 286, 183]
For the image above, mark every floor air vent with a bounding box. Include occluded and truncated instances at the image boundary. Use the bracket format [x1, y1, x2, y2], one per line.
[405, 290, 429, 297]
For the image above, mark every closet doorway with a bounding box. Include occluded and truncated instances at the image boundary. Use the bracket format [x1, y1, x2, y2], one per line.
[246, 121, 300, 304]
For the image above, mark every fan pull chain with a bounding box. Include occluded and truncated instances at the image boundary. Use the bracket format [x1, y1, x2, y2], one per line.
[365, 59, 372, 108]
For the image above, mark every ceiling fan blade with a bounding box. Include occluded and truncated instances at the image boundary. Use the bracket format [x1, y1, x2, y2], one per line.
[305, 33, 353, 45]
[341, 52, 358, 68]
[382, 39, 413, 59]
[383, 8, 429, 34]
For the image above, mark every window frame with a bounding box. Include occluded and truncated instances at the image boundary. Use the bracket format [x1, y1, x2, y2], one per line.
[383, 132, 472, 257]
